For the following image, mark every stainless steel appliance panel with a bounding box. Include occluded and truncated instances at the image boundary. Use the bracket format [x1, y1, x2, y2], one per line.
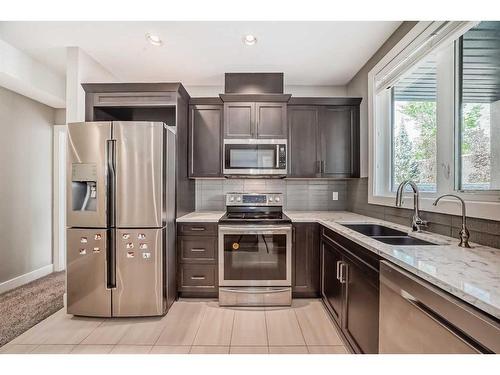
[67, 228, 111, 317]
[379, 261, 499, 354]
[219, 287, 291, 306]
[218, 225, 292, 287]
[223, 138, 287, 176]
[115, 122, 164, 228]
[113, 228, 164, 316]
[163, 127, 177, 308]
[67, 122, 112, 228]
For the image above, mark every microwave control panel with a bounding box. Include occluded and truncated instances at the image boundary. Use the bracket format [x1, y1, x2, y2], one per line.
[278, 145, 286, 169]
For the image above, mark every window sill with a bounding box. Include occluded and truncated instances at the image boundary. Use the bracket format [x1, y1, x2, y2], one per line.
[368, 193, 500, 222]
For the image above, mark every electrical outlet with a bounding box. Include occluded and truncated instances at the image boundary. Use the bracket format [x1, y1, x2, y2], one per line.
[332, 191, 338, 201]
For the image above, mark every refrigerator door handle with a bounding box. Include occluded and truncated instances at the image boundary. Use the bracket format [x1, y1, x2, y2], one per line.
[106, 139, 116, 228]
[106, 229, 116, 289]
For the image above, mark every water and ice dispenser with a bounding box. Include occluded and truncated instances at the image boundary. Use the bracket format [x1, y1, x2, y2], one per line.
[71, 163, 98, 211]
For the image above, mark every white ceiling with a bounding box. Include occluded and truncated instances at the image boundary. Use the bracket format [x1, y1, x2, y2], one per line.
[0, 21, 401, 86]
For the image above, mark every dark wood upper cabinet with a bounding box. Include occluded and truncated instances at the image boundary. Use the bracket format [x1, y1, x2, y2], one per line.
[287, 103, 360, 178]
[189, 104, 223, 177]
[223, 101, 287, 139]
[320, 106, 358, 177]
[224, 102, 255, 138]
[288, 106, 320, 177]
[255, 102, 287, 138]
[292, 223, 320, 298]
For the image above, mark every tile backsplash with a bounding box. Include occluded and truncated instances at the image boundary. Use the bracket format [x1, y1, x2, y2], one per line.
[195, 179, 347, 211]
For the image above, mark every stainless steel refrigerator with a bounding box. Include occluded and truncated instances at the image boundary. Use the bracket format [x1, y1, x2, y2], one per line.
[66, 121, 176, 317]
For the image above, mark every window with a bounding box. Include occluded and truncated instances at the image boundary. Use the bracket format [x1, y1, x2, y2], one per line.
[391, 53, 437, 192]
[369, 21, 500, 221]
[458, 21, 500, 191]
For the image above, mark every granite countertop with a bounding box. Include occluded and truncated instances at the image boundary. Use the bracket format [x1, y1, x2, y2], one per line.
[286, 211, 500, 319]
[177, 210, 500, 319]
[176, 211, 225, 222]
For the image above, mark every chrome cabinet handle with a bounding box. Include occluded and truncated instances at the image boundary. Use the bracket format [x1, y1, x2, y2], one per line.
[339, 262, 348, 284]
[190, 248, 206, 252]
[336, 260, 342, 281]
[190, 276, 206, 280]
[190, 227, 206, 231]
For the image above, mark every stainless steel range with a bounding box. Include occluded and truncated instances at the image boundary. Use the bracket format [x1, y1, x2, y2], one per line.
[218, 193, 292, 307]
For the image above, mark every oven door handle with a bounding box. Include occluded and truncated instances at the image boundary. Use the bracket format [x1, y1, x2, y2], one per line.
[220, 287, 291, 294]
[219, 226, 292, 235]
[219, 225, 292, 233]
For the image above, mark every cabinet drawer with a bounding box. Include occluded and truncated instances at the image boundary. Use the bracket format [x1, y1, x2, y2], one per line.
[178, 223, 217, 236]
[180, 236, 217, 262]
[180, 264, 217, 288]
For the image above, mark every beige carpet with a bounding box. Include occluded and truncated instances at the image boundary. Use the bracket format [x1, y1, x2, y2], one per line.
[0, 271, 65, 347]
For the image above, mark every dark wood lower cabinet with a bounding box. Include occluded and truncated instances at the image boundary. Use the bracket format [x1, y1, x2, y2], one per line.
[342, 251, 380, 354]
[292, 223, 320, 297]
[320, 226, 380, 354]
[320, 240, 344, 323]
[177, 222, 218, 298]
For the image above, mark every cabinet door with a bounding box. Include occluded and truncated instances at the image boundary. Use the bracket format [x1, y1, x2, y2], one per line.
[320, 240, 344, 325]
[255, 102, 287, 138]
[224, 102, 255, 138]
[320, 106, 355, 177]
[288, 106, 320, 177]
[342, 252, 379, 354]
[292, 223, 320, 297]
[189, 105, 223, 177]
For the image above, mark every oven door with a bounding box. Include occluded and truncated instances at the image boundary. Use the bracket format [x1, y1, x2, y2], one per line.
[223, 139, 287, 176]
[218, 225, 292, 287]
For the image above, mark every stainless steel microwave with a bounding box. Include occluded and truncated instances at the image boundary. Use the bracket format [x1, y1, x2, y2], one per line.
[223, 139, 287, 177]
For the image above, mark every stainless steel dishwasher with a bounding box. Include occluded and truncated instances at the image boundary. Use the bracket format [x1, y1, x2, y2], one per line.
[379, 261, 500, 354]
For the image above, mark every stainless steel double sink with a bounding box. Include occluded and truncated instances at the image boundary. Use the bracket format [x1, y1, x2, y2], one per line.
[341, 224, 438, 246]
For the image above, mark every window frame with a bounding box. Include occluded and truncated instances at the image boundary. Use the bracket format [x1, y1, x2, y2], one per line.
[368, 21, 500, 221]
[455, 34, 500, 194]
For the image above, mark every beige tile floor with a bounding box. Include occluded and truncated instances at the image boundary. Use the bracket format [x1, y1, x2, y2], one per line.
[0, 299, 349, 354]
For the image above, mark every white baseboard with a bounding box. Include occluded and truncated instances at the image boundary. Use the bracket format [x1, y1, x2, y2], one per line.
[0, 264, 54, 294]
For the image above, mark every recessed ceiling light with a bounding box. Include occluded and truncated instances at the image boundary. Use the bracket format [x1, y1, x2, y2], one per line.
[145, 33, 162, 46]
[243, 34, 257, 46]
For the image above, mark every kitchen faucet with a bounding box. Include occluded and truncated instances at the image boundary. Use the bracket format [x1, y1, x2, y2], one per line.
[395, 180, 427, 232]
[433, 194, 471, 248]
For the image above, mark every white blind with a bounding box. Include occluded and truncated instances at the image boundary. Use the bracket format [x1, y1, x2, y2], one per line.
[375, 21, 476, 94]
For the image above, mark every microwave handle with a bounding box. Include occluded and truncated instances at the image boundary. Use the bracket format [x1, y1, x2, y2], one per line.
[275, 144, 280, 168]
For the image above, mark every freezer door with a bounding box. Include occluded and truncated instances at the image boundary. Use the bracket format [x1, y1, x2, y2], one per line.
[113, 228, 165, 316]
[67, 122, 112, 228]
[114, 122, 164, 228]
[67, 228, 111, 317]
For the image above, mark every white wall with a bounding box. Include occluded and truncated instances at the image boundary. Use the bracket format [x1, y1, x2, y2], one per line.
[285, 85, 347, 97]
[66, 47, 117, 123]
[185, 85, 347, 97]
[0, 39, 65, 108]
[54, 108, 66, 125]
[346, 22, 417, 177]
[0, 86, 55, 288]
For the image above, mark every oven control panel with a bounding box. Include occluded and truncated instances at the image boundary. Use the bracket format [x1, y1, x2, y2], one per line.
[226, 193, 283, 206]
